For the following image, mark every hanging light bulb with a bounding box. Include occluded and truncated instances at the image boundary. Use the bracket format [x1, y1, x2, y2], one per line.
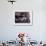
[8, 0, 16, 4]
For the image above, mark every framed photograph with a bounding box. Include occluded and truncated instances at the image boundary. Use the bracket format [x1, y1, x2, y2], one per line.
[15, 10, 33, 26]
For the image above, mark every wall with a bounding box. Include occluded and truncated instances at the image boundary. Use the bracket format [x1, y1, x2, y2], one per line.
[0, 0, 46, 42]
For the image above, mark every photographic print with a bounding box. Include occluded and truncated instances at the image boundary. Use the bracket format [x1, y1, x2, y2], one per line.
[15, 11, 33, 26]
